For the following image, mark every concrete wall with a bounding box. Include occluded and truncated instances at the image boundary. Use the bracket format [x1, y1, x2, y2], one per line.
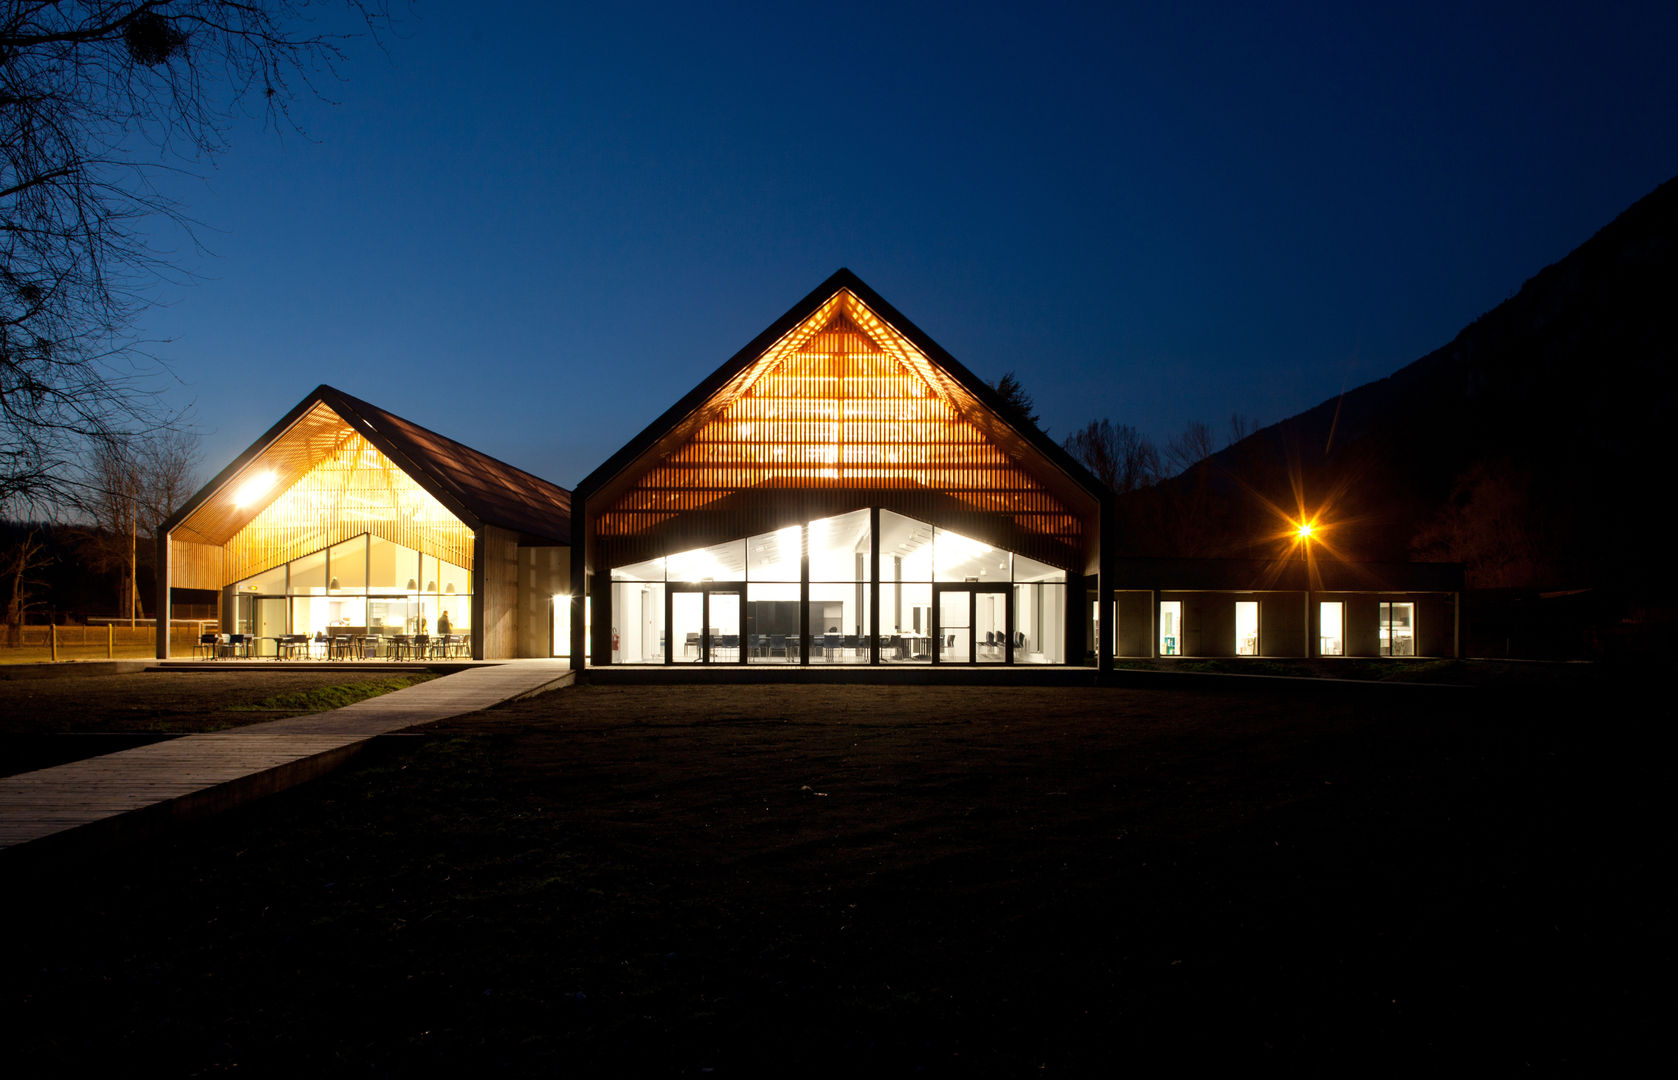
[1114, 588, 1456, 659]
[1315, 592, 1457, 658]
[516, 544, 570, 658]
[1259, 594, 1307, 657]
[1114, 590, 1153, 657]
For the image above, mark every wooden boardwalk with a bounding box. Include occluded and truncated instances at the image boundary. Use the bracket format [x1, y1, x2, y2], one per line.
[0, 659, 572, 854]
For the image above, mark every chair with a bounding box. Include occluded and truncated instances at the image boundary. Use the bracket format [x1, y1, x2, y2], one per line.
[388, 634, 412, 660]
[196, 633, 218, 660]
[331, 634, 353, 660]
[413, 634, 432, 660]
[358, 634, 382, 660]
[227, 633, 251, 659]
[720, 633, 739, 661]
[684, 632, 700, 658]
[841, 634, 858, 660]
[823, 633, 839, 661]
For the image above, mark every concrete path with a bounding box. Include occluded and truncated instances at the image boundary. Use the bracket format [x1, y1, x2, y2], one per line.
[0, 659, 572, 855]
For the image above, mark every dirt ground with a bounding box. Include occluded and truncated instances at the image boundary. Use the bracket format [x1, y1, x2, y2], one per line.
[2, 678, 1669, 1073]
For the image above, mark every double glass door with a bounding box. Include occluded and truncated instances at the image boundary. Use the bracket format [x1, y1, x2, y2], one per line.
[933, 584, 1012, 664]
[669, 584, 744, 663]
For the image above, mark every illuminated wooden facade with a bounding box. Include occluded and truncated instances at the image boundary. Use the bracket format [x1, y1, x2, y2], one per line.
[574, 269, 1117, 668]
[157, 387, 571, 661]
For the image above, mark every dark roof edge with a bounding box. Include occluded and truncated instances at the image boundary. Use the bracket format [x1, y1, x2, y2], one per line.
[573, 268, 1110, 505]
[573, 270, 860, 502]
[160, 384, 340, 537]
[161, 384, 516, 542]
[330, 386, 573, 516]
[318, 386, 487, 533]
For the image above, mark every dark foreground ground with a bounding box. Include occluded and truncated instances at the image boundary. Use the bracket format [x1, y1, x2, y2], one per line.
[2, 678, 1670, 1074]
[0, 670, 434, 776]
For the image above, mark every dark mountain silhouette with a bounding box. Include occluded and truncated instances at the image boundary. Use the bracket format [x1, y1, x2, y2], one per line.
[1121, 174, 1678, 593]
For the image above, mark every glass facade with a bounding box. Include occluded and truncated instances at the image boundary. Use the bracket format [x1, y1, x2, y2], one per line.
[606, 508, 1066, 665]
[233, 532, 472, 656]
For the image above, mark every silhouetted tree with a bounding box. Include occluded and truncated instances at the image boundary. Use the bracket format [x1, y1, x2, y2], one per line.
[1, 1, 389, 514]
[1062, 419, 1161, 493]
[991, 371, 1042, 432]
[1165, 420, 1217, 475]
[3, 527, 51, 643]
[78, 428, 199, 618]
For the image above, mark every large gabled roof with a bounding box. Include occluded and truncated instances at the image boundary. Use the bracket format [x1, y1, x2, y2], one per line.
[574, 268, 1109, 512]
[164, 385, 571, 547]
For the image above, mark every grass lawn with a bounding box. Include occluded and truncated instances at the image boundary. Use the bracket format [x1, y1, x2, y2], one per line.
[2, 680, 1668, 1073]
[0, 670, 434, 776]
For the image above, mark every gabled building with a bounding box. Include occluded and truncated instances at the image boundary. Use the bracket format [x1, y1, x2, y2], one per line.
[156, 386, 570, 660]
[569, 269, 1117, 668]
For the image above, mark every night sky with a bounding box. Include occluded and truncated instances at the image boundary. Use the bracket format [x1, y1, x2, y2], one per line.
[134, 1, 1678, 489]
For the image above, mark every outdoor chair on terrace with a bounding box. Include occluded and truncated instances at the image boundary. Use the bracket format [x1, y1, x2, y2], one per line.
[196, 633, 218, 660]
[412, 634, 432, 660]
[386, 634, 412, 660]
[331, 634, 353, 660]
[357, 634, 382, 659]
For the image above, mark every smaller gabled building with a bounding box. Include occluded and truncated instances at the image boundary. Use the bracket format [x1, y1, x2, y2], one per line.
[156, 386, 571, 660]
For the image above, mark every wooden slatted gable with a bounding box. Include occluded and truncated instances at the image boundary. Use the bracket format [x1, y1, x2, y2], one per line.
[597, 290, 1083, 569]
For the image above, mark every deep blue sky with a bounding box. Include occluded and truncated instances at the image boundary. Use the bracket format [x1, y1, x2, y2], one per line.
[135, 1, 1678, 489]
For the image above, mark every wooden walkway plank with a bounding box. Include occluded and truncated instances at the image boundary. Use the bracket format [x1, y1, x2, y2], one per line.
[0, 660, 571, 854]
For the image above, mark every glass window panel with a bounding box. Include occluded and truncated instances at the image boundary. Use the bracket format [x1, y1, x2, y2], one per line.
[667, 539, 745, 583]
[808, 509, 870, 582]
[933, 527, 1007, 582]
[975, 591, 1006, 663]
[289, 549, 327, 594]
[881, 580, 932, 662]
[939, 590, 970, 662]
[434, 599, 465, 637]
[611, 581, 665, 663]
[611, 556, 666, 582]
[1012, 552, 1065, 584]
[747, 583, 799, 663]
[1380, 602, 1414, 657]
[707, 592, 742, 662]
[439, 559, 469, 599]
[368, 597, 417, 636]
[807, 580, 868, 663]
[420, 554, 441, 594]
[1236, 601, 1259, 656]
[672, 592, 703, 662]
[238, 564, 288, 596]
[1320, 602, 1344, 657]
[1159, 600, 1183, 656]
[747, 527, 802, 582]
[328, 536, 367, 593]
[1015, 583, 1064, 663]
[369, 536, 419, 590]
[880, 510, 932, 581]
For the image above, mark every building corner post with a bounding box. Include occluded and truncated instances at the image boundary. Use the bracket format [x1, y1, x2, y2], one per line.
[155, 531, 171, 659]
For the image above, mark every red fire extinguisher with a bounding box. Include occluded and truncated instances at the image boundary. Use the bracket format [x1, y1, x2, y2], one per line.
[612, 627, 620, 652]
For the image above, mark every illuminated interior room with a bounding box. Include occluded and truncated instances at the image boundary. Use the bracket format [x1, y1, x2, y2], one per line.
[571, 269, 1114, 668]
[156, 386, 570, 660]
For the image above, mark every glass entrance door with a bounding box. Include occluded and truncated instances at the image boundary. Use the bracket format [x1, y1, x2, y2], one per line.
[933, 584, 1013, 664]
[669, 585, 746, 664]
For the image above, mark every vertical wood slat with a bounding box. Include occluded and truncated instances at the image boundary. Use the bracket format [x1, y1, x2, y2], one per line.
[221, 428, 474, 584]
[599, 293, 1082, 571]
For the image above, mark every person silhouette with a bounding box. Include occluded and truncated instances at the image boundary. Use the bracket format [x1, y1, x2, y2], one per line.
[438, 611, 452, 635]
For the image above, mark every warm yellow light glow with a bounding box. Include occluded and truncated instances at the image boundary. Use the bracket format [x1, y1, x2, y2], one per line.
[1296, 521, 1315, 540]
[233, 471, 277, 508]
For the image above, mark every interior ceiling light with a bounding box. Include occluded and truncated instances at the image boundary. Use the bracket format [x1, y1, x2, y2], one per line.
[233, 470, 277, 508]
